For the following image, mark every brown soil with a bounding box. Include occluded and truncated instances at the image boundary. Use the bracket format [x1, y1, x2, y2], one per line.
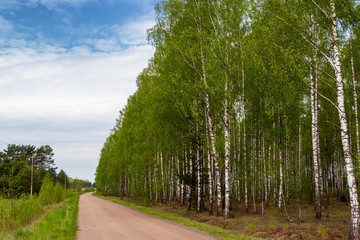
[145, 198, 350, 240]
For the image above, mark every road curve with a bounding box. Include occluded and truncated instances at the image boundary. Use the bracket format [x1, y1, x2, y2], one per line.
[76, 192, 220, 240]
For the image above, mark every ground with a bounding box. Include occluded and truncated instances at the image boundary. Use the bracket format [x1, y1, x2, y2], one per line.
[145, 198, 351, 240]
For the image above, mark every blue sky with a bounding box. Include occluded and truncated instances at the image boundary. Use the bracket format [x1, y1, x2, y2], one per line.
[0, 0, 157, 183]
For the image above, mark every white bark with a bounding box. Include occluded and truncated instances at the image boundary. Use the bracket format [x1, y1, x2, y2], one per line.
[278, 139, 283, 210]
[240, 40, 248, 213]
[263, 137, 268, 208]
[207, 126, 214, 215]
[224, 76, 231, 219]
[186, 150, 192, 211]
[350, 26, 360, 155]
[330, 1, 359, 238]
[310, 64, 322, 219]
[197, 141, 202, 213]
[160, 152, 166, 203]
[176, 157, 180, 202]
[181, 151, 185, 205]
[252, 138, 257, 213]
[201, 50, 222, 216]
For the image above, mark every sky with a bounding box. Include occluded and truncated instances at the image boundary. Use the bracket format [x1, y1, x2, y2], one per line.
[0, 0, 157, 183]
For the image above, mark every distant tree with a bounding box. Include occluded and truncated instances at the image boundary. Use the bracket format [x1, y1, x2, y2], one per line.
[83, 180, 92, 188]
[0, 144, 60, 197]
[71, 179, 84, 192]
[34, 145, 56, 171]
[56, 170, 70, 188]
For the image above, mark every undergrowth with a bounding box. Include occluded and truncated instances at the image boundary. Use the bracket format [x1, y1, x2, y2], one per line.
[0, 194, 79, 240]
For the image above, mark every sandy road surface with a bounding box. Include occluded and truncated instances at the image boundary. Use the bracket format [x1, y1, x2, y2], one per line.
[77, 192, 220, 240]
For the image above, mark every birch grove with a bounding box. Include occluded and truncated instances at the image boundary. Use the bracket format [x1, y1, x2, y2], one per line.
[95, 0, 360, 239]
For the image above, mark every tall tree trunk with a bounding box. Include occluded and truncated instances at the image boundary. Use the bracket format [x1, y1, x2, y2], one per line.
[207, 124, 214, 215]
[201, 50, 222, 217]
[330, 1, 359, 238]
[240, 40, 248, 213]
[197, 137, 202, 213]
[310, 64, 322, 219]
[224, 75, 231, 219]
[181, 149, 185, 206]
[315, 59, 324, 203]
[263, 136, 268, 208]
[350, 26, 360, 155]
[160, 152, 166, 203]
[186, 150, 192, 211]
[278, 136, 283, 210]
[176, 156, 180, 203]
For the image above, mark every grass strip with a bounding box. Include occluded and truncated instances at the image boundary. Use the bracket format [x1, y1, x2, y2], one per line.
[95, 194, 259, 240]
[0, 194, 79, 240]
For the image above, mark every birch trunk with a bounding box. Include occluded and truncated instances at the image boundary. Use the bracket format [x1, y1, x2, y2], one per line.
[176, 157, 180, 202]
[240, 40, 248, 213]
[181, 150, 185, 206]
[350, 26, 360, 155]
[310, 64, 322, 219]
[330, 1, 360, 238]
[263, 137, 268, 208]
[315, 59, 324, 203]
[160, 152, 166, 203]
[186, 150, 192, 211]
[197, 139, 202, 213]
[224, 76, 231, 219]
[278, 138, 283, 210]
[201, 50, 222, 216]
[207, 126, 214, 215]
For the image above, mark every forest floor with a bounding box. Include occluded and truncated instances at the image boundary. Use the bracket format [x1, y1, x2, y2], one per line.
[148, 198, 350, 240]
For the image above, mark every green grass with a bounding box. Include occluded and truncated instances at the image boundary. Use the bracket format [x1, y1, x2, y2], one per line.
[95, 194, 259, 240]
[0, 195, 42, 232]
[0, 194, 79, 240]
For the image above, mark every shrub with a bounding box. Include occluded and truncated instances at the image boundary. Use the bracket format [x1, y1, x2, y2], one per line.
[317, 224, 327, 238]
[247, 223, 256, 232]
[54, 182, 64, 202]
[268, 223, 276, 231]
[0, 195, 42, 232]
[39, 175, 55, 205]
[0, 178, 74, 232]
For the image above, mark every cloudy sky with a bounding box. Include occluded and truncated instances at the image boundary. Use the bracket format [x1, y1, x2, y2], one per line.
[0, 0, 157, 183]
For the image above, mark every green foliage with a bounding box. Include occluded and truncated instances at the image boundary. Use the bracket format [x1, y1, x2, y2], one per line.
[0, 177, 73, 233]
[0, 195, 42, 232]
[1, 195, 79, 240]
[268, 223, 276, 231]
[317, 224, 327, 238]
[246, 224, 256, 232]
[39, 175, 56, 205]
[39, 175, 73, 205]
[70, 179, 85, 192]
[95, 2, 360, 236]
[83, 187, 95, 193]
[0, 144, 58, 197]
[56, 170, 70, 188]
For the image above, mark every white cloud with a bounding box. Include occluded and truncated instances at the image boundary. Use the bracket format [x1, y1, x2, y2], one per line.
[0, 41, 154, 182]
[0, 16, 13, 32]
[114, 19, 155, 45]
[0, 0, 93, 10]
[75, 18, 155, 49]
[0, 1, 157, 183]
[0, 0, 155, 10]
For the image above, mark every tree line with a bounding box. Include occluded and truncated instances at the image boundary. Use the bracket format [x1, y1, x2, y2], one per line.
[0, 144, 71, 197]
[95, 0, 360, 239]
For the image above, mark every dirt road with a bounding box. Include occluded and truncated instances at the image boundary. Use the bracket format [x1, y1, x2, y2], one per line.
[77, 192, 220, 240]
